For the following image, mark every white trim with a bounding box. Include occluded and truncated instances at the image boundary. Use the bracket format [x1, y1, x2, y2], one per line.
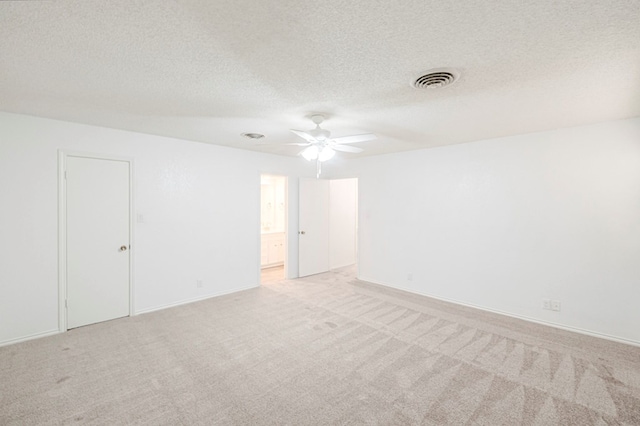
[257, 172, 262, 286]
[283, 176, 289, 279]
[1, 284, 257, 346]
[128, 156, 136, 317]
[0, 329, 60, 348]
[57, 151, 66, 332]
[330, 262, 356, 270]
[58, 150, 135, 332]
[357, 275, 640, 348]
[135, 285, 259, 315]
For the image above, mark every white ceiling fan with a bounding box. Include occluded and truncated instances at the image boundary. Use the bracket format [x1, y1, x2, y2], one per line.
[290, 115, 376, 176]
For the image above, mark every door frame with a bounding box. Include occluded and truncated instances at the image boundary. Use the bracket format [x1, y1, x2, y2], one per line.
[58, 150, 135, 332]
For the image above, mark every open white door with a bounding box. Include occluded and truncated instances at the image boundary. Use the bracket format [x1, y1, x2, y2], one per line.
[65, 155, 131, 329]
[298, 178, 330, 277]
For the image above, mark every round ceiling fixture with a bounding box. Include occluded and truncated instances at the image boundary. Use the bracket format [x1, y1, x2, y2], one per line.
[241, 132, 265, 140]
[412, 68, 460, 89]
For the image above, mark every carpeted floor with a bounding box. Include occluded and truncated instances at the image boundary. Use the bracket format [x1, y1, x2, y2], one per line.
[1, 267, 640, 425]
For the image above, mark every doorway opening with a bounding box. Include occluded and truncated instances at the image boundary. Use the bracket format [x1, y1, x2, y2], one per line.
[260, 174, 287, 284]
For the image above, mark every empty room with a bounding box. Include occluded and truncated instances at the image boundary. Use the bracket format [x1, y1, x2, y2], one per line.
[1, 1, 639, 424]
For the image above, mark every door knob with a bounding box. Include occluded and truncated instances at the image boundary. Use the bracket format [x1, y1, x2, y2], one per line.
[119, 245, 128, 251]
[299, 231, 306, 235]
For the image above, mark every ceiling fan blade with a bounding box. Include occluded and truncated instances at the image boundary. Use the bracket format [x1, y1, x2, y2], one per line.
[290, 129, 317, 143]
[285, 142, 311, 146]
[331, 133, 377, 144]
[332, 144, 364, 153]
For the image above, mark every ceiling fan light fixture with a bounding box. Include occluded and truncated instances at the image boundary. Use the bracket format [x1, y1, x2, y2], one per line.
[290, 114, 374, 170]
[301, 145, 319, 161]
[318, 146, 335, 162]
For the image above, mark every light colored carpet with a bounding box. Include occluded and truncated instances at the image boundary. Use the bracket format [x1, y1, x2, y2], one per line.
[1, 267, 640, 425]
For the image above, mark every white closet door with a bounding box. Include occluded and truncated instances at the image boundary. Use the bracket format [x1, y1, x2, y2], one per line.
[66, 156, 130, 329]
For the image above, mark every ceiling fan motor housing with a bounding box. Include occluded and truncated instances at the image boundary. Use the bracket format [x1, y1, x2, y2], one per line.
[310, 128, 331, 140]
[290, 114, 374, 160]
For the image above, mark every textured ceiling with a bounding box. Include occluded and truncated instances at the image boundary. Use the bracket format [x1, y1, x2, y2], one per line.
[1, 1, 639, 158]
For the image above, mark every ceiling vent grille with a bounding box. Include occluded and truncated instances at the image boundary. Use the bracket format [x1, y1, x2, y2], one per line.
[241, 132, 265, 140]
[412, 68, 459, 89]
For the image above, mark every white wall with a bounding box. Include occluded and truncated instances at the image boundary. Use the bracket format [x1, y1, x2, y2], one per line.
[329, 178, 357, 269]
[332, 118, 640, 345]
[3, 112, 639, 346]
[0, 112, 314, 346]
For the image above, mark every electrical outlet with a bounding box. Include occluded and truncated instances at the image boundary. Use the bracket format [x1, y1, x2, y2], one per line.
[551, 300, 561, 311]
[542, 299, 551, 310]
[407, 273, 413, 281]
[196, 279, 203, 288]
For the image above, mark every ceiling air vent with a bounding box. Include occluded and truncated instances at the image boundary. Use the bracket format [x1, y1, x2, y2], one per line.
[412, 68, 460, 89]
[241, 132, 265, 140]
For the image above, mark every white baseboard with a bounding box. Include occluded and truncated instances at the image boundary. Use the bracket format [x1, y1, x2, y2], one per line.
[357, 275, 640, 348]
[0, 329, 61, 348]
[331, 262, 356, 270]
[135, 284, 259, 315]
[1, 286, 260, 347]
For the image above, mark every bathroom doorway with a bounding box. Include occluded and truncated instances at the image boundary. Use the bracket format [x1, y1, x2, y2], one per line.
[260, 174, 287, 284]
